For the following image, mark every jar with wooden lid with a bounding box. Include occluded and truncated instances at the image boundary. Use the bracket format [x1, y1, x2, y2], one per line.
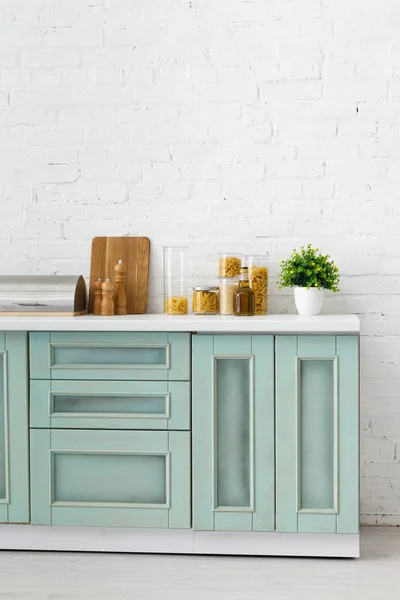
[218, 253, 242, 278]
[233, 267, 255, 316]
[192, 287, 219, 315]
[245, 254, 269, 315]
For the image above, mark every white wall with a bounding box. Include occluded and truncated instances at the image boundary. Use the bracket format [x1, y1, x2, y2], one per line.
[1, 0, 400, 525]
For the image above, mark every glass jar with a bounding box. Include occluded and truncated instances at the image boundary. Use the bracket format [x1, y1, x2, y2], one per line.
[218, 253, 242, 278]
[164, 246, 188, 315]
[219, 278, 238, 315]
[245, 254, 269, 315]
[192, 287, 219, 315]
[234, 267, 255, 316]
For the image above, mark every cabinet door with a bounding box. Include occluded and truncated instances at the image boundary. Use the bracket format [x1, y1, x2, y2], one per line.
[193, 335, 274, 532]
[276, 335, 359, 534]
[30, 429, 190, 529]
[0, 332, 29, 523]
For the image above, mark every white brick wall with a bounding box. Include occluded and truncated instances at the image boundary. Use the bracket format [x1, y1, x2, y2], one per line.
[0, 0, 400, 525]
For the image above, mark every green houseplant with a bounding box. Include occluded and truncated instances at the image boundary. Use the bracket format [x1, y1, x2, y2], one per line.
[277, 245, 340, 315]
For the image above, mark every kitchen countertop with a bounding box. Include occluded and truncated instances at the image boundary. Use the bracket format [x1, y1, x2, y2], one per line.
[0, 314, 360, 333]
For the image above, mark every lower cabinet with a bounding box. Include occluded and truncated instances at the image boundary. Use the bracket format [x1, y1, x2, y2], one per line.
[275, 335, 359, 534]
[0, 332, 29, 524]
[30, 429, 191, 528]
[0, 327, 359, 546]
[192, 333, 359, 536]
[192, 334, 275, 532]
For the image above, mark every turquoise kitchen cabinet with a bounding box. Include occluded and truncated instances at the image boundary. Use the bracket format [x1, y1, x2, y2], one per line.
[30, 429, 191, 528]
[0, 332, 30, 523]
[30, 332, 190, 381]
[275, 335, 359, 534]
[192, 335, 275, 532]
[30, 380, 190, 431]
[0, 317, 361, 557]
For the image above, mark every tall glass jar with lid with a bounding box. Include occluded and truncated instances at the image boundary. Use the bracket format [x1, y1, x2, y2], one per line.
[164, 247, 188, 315]
[218, 252, 241, 315]
[245, 254, 269, 315]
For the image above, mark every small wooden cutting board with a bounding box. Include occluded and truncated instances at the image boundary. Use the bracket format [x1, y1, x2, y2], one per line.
[89, 237, 150, 314]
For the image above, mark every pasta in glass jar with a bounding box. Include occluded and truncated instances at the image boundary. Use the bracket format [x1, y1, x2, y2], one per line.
[218, 253, 242, 278]
[245, 254, 269, 315]
[192, 287, 219, 315]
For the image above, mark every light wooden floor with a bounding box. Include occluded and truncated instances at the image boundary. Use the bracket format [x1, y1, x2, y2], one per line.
[0, 527, 399, 600]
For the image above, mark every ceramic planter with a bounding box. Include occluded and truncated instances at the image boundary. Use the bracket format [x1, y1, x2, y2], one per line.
[294, 287, 324, 316]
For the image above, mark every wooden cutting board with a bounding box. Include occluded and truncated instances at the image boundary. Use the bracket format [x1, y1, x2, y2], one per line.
[89, 237, 150, 314]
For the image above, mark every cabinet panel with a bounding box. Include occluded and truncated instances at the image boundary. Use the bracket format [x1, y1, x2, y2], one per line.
[30, 429, 191, 528]
[215, 358, 252, 509]
[53, 345, 167, 368]
[276, 335, 359, 534]
[53, 453, 167, 505]
[30, 380, 190, 430]
[30, 332, 190, 381]
[193, 334, 274, 532]
[0, 350, 6, 504]
[299, 359, 335, 511]
[0, 332, 29, 524]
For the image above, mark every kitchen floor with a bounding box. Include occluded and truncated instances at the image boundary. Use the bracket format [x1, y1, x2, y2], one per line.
[0, 527, 398, 600]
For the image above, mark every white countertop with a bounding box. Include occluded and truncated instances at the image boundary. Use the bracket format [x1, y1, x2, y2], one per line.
[0, 314, 360, 333]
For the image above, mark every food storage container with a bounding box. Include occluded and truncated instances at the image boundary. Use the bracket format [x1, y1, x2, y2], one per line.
[218, 253, 242, 278]
[0, 275, 87, 316]
[218, 278, 238, 315]
[164, 246, 188, 315]
[245, 254, 269, 315]
[192, 287, 219, 315]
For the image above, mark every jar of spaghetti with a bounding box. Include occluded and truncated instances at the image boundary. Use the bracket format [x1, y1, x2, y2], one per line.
[192, 287, 219, 315]
[245, 254, 269, 315]
[218, 253, 242, 278]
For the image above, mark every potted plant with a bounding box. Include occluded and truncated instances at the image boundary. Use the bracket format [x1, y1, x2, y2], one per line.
[277, 245, 340, 316]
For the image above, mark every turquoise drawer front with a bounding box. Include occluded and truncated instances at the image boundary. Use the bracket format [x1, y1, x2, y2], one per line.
[30, 332, 190, 381]
[30, 380, 191, 430]
[30, 429, 191, 528]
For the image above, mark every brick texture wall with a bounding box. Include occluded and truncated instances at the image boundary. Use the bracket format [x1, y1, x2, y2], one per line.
[1, 0, 400, 525]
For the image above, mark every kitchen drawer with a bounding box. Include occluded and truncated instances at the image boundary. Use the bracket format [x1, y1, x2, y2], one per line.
[30, 332, 190, 381]
[30, 380, 190, 430]
[30, 429, 191, 528]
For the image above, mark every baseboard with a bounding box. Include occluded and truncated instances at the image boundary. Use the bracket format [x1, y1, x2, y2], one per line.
[0, 525, 360, 558]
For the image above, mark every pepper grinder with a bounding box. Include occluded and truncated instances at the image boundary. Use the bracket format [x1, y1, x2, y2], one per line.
[100, 278, 115, 316]
[114, 259, 127, 316]
[93, 278, 103, 316]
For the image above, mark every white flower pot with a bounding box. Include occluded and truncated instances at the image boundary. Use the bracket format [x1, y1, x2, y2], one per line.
[294, 287, 324, 316]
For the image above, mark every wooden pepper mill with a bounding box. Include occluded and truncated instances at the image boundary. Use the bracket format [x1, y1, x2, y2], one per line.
[114, 259, 127, 316]
[100, 278, 115, 316]
[93, 278, 103, 316]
